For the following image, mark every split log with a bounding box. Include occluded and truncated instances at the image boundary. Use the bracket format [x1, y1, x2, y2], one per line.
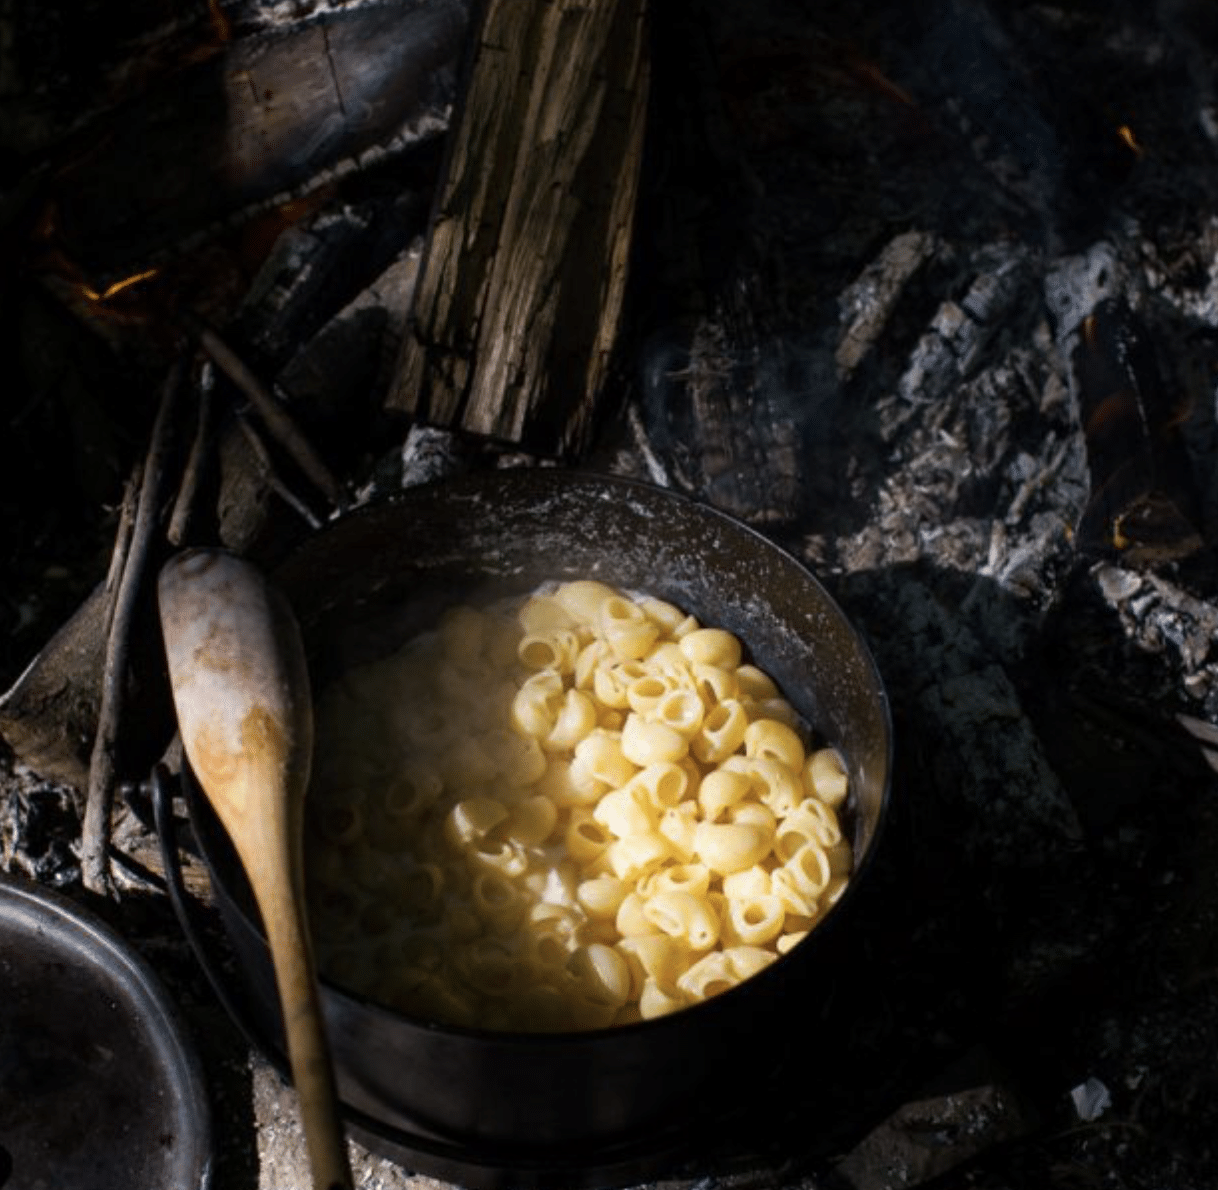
[626, 4, 970, 527]
[387, 0, 651, 457]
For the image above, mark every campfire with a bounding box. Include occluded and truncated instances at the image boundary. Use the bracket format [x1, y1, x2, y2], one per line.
[4, 0, 1218, 1187]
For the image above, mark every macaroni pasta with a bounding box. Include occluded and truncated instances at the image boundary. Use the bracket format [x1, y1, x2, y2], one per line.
[304, 581, 853, 1032]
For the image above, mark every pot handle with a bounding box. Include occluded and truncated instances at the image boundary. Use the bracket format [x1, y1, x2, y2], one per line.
[151, 764, 290, 1068]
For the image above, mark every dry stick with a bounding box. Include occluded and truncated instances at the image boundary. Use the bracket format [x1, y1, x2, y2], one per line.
[102, 466, 143, 634]
[190, 316, 348, 512]
[167, 363, 215, 547]
[235, 410, 324, 530]
[81, 360, 185, 895]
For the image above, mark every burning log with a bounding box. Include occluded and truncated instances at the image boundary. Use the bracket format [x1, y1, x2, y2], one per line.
[387, 0, 651, 457]
[1072, 298, 1206, 567]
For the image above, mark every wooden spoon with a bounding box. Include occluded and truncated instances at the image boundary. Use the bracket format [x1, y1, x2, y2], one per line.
[157, 548, 353, 1190]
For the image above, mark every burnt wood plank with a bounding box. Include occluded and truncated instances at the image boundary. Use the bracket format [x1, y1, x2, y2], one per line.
[387, 0, 650, 457]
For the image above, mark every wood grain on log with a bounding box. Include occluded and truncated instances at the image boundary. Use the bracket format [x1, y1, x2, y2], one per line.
[387, 0, 650, 457]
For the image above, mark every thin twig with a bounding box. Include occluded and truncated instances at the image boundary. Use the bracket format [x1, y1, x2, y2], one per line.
[167, 361, 215, 547]
[189, 314, 348, 512]
[108, 841, 169, 893]
[103, 466, 143, 632]
[236, 408, 324, 530]
[81, 360, 184, 896]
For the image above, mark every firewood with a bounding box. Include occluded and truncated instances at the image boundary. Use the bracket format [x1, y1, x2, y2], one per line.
[42, 2, 468, 278]
[233, 410, 324, 531]
[616, 2, 827, 525]
[387, 0, 651, 458]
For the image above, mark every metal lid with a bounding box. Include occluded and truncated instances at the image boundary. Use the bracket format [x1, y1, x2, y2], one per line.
[0, 873, 212, 1190]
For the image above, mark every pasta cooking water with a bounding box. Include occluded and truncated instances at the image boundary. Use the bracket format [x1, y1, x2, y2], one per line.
[305, 580, 854, 1032]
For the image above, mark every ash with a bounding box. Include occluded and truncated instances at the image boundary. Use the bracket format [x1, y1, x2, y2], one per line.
[4, 1, 1218, 1189]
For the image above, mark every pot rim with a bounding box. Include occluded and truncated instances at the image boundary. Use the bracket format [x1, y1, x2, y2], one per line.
[193, 468, 894, 1042]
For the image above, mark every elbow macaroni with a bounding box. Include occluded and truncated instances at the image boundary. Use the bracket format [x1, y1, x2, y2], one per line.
[304, 579, 854, 1033]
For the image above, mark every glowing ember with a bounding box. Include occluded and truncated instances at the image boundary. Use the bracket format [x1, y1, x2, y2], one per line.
[80, 269, 161, 304]
[208, 0, 232, 43]
[1116, 124, 1144, 156]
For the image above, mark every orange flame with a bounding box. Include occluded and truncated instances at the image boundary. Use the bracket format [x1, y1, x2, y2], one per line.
[80, 268, 161, 303]
[1117, 125, 1144, 157]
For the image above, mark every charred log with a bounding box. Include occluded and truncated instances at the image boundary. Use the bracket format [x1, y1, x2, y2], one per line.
[630, 2, 819, 526]
[1072, 298, 1206, 567]
[34, 1, 468, 278]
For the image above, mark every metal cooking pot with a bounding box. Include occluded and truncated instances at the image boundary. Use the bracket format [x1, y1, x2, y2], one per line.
[165, 469, 893, 1189]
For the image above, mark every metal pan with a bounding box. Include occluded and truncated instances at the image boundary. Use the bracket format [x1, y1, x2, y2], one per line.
[0, 872, 212, 1190]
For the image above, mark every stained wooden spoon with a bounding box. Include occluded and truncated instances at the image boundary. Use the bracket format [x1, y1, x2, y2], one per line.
[158, 548, 353, 1190]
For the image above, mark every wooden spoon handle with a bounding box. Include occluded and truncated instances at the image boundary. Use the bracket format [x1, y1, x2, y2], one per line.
[259, 875, 352, 1190]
